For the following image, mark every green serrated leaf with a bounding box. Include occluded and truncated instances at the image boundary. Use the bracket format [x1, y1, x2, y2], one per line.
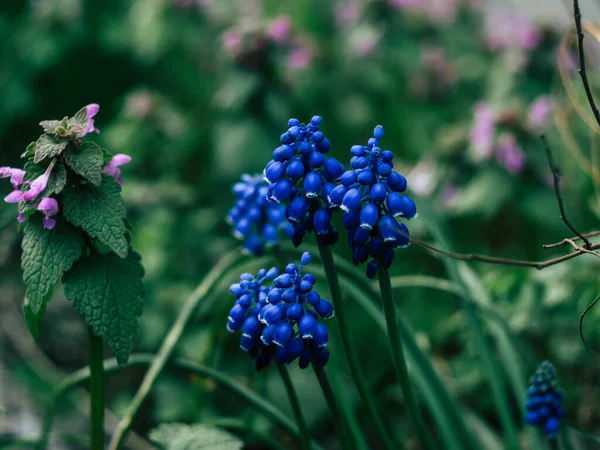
[22, 216, 84, 315]
[64, 142, 104, 185]
[39, 120, 62, 134]
[21, 142, 36, 158]
[63, 175, 129, 258]
[70, 106, 89, 128]
[149, 424, 243, 450]
[34, 134, 68, 164]
[64, 251, 145, 365]
[24, 287, 53, 340]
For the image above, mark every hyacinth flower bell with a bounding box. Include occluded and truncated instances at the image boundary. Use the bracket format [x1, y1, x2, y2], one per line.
[227, 174, 294, 256]
[525, 361, 564, 439]
[263, 116, 345, 247]
[336, 125, 417, 278]
[227, 252, 334, 370]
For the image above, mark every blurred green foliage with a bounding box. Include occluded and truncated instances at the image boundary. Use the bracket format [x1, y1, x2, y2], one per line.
[2, 0, 600, 448]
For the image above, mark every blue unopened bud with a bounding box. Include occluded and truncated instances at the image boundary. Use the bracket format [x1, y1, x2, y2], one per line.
[366, 261, 378, 279]
[314, 323, 329, 347]
[268, 288, 282, 304]
[242, 316, 261, 337]
[388, 171, 407, 192]
[316, 348, 330, 367]
[352, 227, 370, 247]
[265, 161, 285, 184]
[276, 346, 288, 363]
[274, 274, 293, 288]
[383, 249, 395, 268]
[282, 289, 297, 303]
[311, 115, 323, 125]
[304, 172, 322, 198]
[292, 223, 306, 247]
[308, 150, 325, 167]
[315, 299, 334, 319]
[273, 322, 293, 347]
[328, 184, 348, 207]
[227, 318, 244, 332]
[351, 145, 366, 156]
[341, 188, 361, 212]
[381, 150, 394, 162]
[374, 125, 384, 140]
[359, 203, 379, 229]
[352, 246, 369, 265]
[343, 210, 360, 229]
[299, 352, 311, 369]
[280, 132, 293, 144]
[300, 280, 313, 292]
[240, 334, 257, 351]
[545, 417, 559, 436]
[341, 170, 357, 186]
[287, 196, 308, 223]
[288, 118, 301, 127]
[356, 169, 373, 185]
[261, 324, 277, 345]
[323, 158, 344, 180]
[287, 303, 303, 320]
[307, 291, 320, 305]
[313, 209, 332, 235]
[286, 159, 305, 179]
[378, 163, 392, 177]
[297, 141, 312, 154]
[287, 338, 305, 360]
[268, 178, 293, 203]
[228, 304, 247, 322]
[315, 138, 331, 153]
[370, 183, 387, 203]
[301, 252, 312, 266]
[263, 304, 285, 325]
[299, 314, 317, 338]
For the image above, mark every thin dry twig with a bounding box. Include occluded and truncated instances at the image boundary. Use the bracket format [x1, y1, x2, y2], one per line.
[580, 294, 600, 354]
[543, 231, 600, 249]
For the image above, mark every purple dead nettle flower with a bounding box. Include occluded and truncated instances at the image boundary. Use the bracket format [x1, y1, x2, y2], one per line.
[37, 197, 59, 230]
[266, 15, 291, 44]
[485, 10, 541, 53]
[287, 44, 312, 71]
[470, 103, 496, 160]
[496, 133, 526, 174]
[23, 162, 55, 202]
[103, 154, 132, 187]
[1, 167, 26, 203]
[528, 96, 551, 131]
[78, 104, 100, 138]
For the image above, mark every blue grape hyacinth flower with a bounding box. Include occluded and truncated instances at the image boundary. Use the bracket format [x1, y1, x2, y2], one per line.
[227, 174, 294, 256]
[264, 116, 345, 247]
[336, 125, 416, 278]
[227, 252, 333, 370]
[524, 361, 564, 439]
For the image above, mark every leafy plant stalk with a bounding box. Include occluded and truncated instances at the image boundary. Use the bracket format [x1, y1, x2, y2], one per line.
[377, 266, 437, 450]
[316, 242, 398, 450]
[277, 364, 311, 450]
[88, 327, 104, 450]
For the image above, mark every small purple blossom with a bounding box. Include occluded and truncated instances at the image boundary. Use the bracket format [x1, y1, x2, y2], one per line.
[22, 164, 53, 202]
[78, 104, 100, 138]
[1, 167, 26, 203]
[103, 154, 132, 186]
[485, 11, 541, 52]
[528, 96, 552, 131]
[266, 16, 291, 44]
[470, 103, 496, 160]
[287, 46, 312, 71]
[222, 28, 243, 55]
[496, 133, 526, 174]
[37, 197, 59, 230]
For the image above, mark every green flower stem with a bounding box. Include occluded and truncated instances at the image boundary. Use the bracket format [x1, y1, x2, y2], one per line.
[276, 364, 311, 450]
[317, 242, 398, 450]
[377, 266, 437, 450]
[312, 365, 354, 450]
[88, 327, 104, 450]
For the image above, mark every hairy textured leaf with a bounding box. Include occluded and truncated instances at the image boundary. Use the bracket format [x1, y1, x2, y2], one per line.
[65, 142, 104, 185]
[21, 141, 36, 158]
[39, 119, 62, 134]
[63, 175, 129, 258]
[34, 134, 68, 164]
[22, 216, 84, 314]
[64, 252, 145, 365]
[149, 424, 243, 450]
[24, 287, 52, 340]
[69, 105, 89, 129]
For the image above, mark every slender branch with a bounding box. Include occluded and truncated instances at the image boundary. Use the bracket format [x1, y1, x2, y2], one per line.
[543, 231, 600, 248]
[580, 294, 600, 354]
[540, 134, 591, 248]
[411, 236, 600, 270]
[573, 0, 600, 129]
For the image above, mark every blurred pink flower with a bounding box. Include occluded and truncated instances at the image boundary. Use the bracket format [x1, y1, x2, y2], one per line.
[427, 0, 458, 23]
[388, 0, 422, 7]
[496, 133, 526, 174]
[266, 16, 291, 44]
[527, 96, 552, 130]
[485, 11, 541, 52]
[336, 3, 360, 26]
[408, 160, 437, 197]
[287, 46, 312, 71]
[349, 28, 379, 57]
[470, 103, 495, 160]
[222, 28, 243, 55]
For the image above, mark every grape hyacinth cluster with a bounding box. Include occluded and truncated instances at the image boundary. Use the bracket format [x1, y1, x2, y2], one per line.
[334, 125, 417, 278]
[524, 361, 564, 438]
[227, 174, 293, 255]
[264, 116, 345, 247]
[227, 252, 333, 370]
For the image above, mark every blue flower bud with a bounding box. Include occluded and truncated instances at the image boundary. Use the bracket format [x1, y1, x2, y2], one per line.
[315, 299, 334, 319]
[265, 161, 285, 184]
[316, 348, 330, 367]
[366, 261, 378, 279]
[288, 118, 300, 127]
[352, 246, 369, 265]
[229, 283, 243, 296]
[352, 227, 370, 247]
[286, 263, 297, 274]
[399, 196, 417, 220]
[303, 273, 316, 284]
[228, 304, 247, 322]
[327, 184, 348, 207]
[301, 252, 312, 266]
[287, 338, 305, 360]
[356, 169, 373, 185]
[341, 170, 357, 186]
[314, 323, 329, 347]
[545, 417, 559, 436]
[286, 159, 305, 179]
[383, 249, 395, 268]
[287, 303, 303, 320]
[234, 218, 251, 238]
[322, 183, 335, 207]
[280, 132, 293, 144]
[381, 150, 394, 162]
[292, 223, 306, 247]
[299, 352, 311, 369]
[311, 115, 323, 125]
[240, 334, 257, 351]
[379, 215, 402, 242]
[323, 158, 344, 180]
[282, 289, 297, 303]
[288, 125, 301, 139]
[276, 346, 288, 363]
[359, 203, 379, 229]
[374, 125, 384, 140]
[261, 324, 277, 345]
[287, 196, 308, 223]
[268, 178, 293, 203]
[300, 280, 313, 292]
[378, 163, 392, 177]
[227, 318, 244, 332]
[263, 304, 285, 325]
[370, 183, 387, 203]
[315, 138, 331, 153]
[308, 150, 325, 167]
[299, 314, 317, 338]
[307, 291, 320, 305]
[351, 145, 366, 156]
[256, 351, 272, 370]
[343, 210, 360, 229]
[313, 209, 332, 235]
[312, 131, 325, 142]
[238, 294, 251, 307]
[297, 141, 313, 154]
[274, 274, 293, 288]
[273, 322, 293, 346]
[341, 188, 361, 212]
[242, 316, 261, 337]
[262, 225, 278, 244]
[268, 288, 282, 304]
[304, 172, 322, 198]
[388, 171, 407, 192]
